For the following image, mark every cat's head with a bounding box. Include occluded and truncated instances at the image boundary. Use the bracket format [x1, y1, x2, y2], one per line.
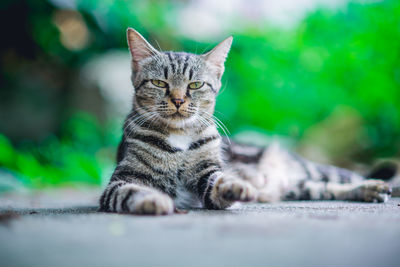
[127, 28, 232, 130]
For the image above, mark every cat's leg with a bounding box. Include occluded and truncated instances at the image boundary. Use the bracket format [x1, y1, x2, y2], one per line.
[289, 159, 392, 202]
[285, 179, 392, 202]
[99, 168, 174, 215]
[211, 171, 258, 208]
[100, 181, 174, 215]
[193, 161, 257, 209]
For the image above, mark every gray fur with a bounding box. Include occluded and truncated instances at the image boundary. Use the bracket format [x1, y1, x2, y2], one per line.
[224, 140, 391, 203]
[100, 28, 254, 215]
[99, 28, 391, 215]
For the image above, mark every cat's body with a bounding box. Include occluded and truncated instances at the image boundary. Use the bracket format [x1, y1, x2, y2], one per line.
[114, 109, 224, 210]
[223, 139, 389, 202]
[99, 28, 391, 215]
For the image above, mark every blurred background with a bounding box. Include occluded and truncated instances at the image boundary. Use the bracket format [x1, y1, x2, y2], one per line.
[0, 0, 399, 192]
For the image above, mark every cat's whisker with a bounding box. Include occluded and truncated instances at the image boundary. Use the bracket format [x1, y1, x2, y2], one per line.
[124, 106, 161, 136]
[138, 111, 159, 127]
[153, 38, 163, 52]
[201, 110, 230, 135]
[146, 112, 161, 128]
[201, 43, 213, 55]
[124, 113, 146, 134]
[196, 115, 211, 130]
[218, 79, 229, 95]
[135, 113, 152, 127]
[196, 112, 211, 127]
[125, 114, 151, 137]
[200, 111, 231, 145]
[213, 116, 230, 135]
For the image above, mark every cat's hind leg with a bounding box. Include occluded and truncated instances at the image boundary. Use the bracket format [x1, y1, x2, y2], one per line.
[285, 179, 392, 203]
[334, 180, 391, 202]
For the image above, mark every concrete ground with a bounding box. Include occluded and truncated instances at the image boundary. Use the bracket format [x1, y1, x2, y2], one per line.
[0, 189, 399, 267]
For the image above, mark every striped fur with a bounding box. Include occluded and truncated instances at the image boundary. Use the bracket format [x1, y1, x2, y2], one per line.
[100, 28, 391, 215]
[100, 28, 255, 215]
[223, 140, 391, 203]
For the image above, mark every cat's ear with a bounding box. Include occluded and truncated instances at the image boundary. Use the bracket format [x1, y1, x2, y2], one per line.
[127, 28, 160, 71]
[203, 36, 233, 79]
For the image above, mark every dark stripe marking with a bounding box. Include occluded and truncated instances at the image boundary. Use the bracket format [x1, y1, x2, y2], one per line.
[99, 190, 107, 210]
[103, 181, 125, 211]
[177, 169, 184, 180]
[165, 177, 177, 198]
[113, 166, 170, 195]
[116, 139, 127, 163]
[189, 135, 219, 150]
[338, 168, 352, 184]
[206, 82, 217, 93]
[316, 165, 330, 183]
[130, 133, 182, 153]
[284, 191, 296, 200]
[184, 54, 190, 62]
[166, 52, 173, 62]
[114, 166, 154, 181]
[112, 190, 119, 212]
[197, 170, 218, 200]
[176, 55, 182, 65]
[182, 62, 189, 75]
[135, 79, 148, 92]
[202, 174, 219, 210]
[129, 148, 167, 175]
[226, 146, 264, 164]
[195, 160, 221, 174]
[163, 67, 168, 79]
[291, 153, 312, 179]
[121, 189, 134, 212]
[189, 68, 194, 80]
[298, 180, 311, 200]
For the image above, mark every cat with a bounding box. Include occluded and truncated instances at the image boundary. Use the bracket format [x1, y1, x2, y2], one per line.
[99, 28, 392, 215]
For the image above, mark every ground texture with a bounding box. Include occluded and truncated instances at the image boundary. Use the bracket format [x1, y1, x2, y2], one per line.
[0, 189, 399, 267]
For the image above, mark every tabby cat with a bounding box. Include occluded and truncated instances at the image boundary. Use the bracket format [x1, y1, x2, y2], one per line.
[99, 28, 392, 215]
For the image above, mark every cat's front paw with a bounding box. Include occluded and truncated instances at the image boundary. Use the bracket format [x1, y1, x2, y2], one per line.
[133, 193, 174, 215]
[218, 179, 257, 202]
[353, 180, 392, 203]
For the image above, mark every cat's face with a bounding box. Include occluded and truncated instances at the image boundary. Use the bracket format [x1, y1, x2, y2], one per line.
[127, 28, 232, 129]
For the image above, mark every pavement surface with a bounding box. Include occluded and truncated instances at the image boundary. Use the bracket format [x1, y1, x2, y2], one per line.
[0, 189, 399, 267]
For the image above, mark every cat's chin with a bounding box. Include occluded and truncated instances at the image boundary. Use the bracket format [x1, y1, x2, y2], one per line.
[169, 112, 187, 119]
[164, 115, 197, 129]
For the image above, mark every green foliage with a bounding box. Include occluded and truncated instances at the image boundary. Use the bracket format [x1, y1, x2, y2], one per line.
[1, 0, 400, 189]
[0, 113, 120, 189]
[215, 0, 400, 158]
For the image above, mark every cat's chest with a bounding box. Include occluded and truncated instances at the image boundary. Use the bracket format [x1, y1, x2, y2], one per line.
[166, 134, 193, 151]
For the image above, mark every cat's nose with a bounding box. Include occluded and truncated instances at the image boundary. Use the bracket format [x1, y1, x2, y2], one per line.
[171, 98, 185, 109]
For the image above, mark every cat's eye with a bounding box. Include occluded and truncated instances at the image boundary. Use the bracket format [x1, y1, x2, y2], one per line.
[151, 80, 168, 88]
[188, 81, 204, 90]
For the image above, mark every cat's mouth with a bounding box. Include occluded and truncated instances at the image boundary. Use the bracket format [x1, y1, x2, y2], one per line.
[159, 108, 194, 121]
[170, 112, 187, 118]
